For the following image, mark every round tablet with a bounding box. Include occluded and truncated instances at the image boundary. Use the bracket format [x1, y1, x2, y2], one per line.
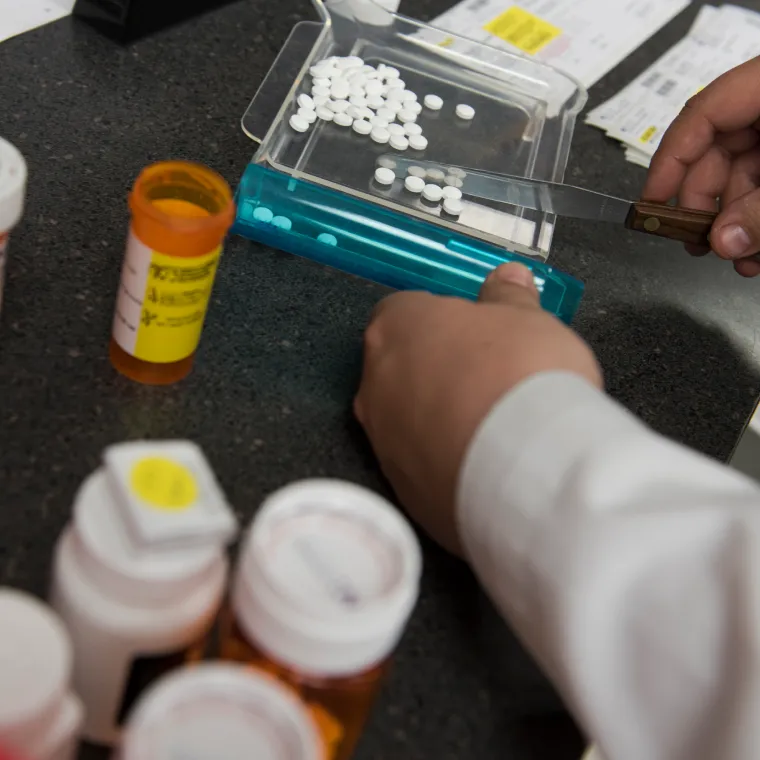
[272, 215, 292, 231]
[331, 83, 350, 100]
[383, 66, 400, 80]
[317, 233, 338, 246]
[442, 185, 462, 200]
[297, 107, 317, 123]
[384, 99, 403, 114]
[376, 107, 395, 122]
[422, 184, 443, 203]
[312, 77, 331, 88]
[397, 109, 417, 123]
[316, 106, 334, 121]
[311, 85, 330, 98]
[328, 99, 350, 113]
[400, 90, 418, 103]
[387, 123, 406, 136]
[448, 167, 467, 179]
[346, 105, 364, 120]
[407, 165, 426, 178]
[312, 95, 330, 107]
[352, 119, 373, 135]
[423, 94, 443, 110]
[365, 80, 384, 96]
[349, 94, 367, 107]
[289, 114, 310, 133]
[309, 65, 331, 78]
[297, 93, 315, 110]
[408, 134, 428, 151]
[404, 122, 422, 136]
[333, 112, 353, 127]
[253, 206, 274, 223]
[404, 175, 425, 193]
[370, 127, 391, 144]
[366, 95, 385, 110]
[389, 134, 409, 151]
[377, 156, 397, 170]
[443, 198, 463, 216]
[455, 103, 475, 120]
[444, 175, 464, 188]
[386, 78, 405, 91]
[426, 168, 446, 183]
[374, 167, 396, 185]
[406, 101, 423, 115]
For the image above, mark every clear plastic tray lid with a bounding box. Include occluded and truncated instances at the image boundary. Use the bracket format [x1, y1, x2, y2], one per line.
[240, 0, 587, 260]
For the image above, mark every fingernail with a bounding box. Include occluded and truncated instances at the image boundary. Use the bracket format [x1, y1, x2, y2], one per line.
[716, 224, 752, 259]
[491, 263, 535, 288]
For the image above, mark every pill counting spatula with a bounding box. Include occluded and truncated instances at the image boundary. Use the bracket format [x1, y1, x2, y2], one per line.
[387, 158, 718, 248]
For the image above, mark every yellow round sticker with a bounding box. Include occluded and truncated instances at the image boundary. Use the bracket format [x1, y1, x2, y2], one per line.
[130, 457, 198, 511]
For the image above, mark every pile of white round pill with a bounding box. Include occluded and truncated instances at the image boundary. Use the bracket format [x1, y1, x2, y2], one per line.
[289, 55, 477, 150]
[399, 164, 465, 217]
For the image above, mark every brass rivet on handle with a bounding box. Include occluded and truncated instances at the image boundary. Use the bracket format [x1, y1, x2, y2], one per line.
[644, 217, 661, 232]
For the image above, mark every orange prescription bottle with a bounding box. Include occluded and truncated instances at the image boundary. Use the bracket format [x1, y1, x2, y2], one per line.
[110, 161, 235, 385]
[220, 480, 422, 760]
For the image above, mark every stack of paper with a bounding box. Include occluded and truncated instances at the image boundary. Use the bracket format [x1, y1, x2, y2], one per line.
[586, 4, 760, 169]
[0, 0, 75, 45]
[424, 0, 692, 90]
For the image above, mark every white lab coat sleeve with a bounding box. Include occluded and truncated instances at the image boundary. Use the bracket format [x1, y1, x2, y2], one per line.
[457, 371, 760, 760]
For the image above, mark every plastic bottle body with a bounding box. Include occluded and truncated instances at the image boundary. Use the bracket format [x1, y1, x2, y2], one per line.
[110, 162, 235, 385]
[51, 527, 227, 745]
[0, 589, 83, 760]
[219, 607, 387, 760]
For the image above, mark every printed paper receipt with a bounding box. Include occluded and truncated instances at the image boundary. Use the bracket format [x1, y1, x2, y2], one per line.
[112, 232, 220, 364]
[423, 0, 691, 88]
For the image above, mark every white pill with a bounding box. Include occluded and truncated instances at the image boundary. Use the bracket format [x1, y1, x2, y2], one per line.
[387, 123, 406, 136]
[443, 198, 463, 216]
[422, 184, 443, 202]
[346, 105, 365, 120]
[310, 65, 331, 78]
[383, 66, 400, 80]
[360, 107, 375, 121]
[400, 90, 418, 102]
[442, 185, 463, 200]
[404, 122, 422, 136]
[390, 134, 409, 151]
[366, 95, 385, 110]
[297, 93, 315, 110]
[371, 127, 391, 144]
[334, 112, 353, 127]
[404, 175, 425, 193]
[312, 95, 330, 107]
[456, 103, 475, 120]
[349, 84, 367, 98]
[384, 99, 403, 113]
[426, 169, 446, 182]
[328, 99, 350, 112]
[374, 167, 396, 185]
[298, 107, 317, 123]
[376, 107, 395, 122]
[331, 84, 350, 99]
[444, 175, 464, 189]
[316, 106, 334, 121]
[370, 117, 389, 129]
[397, 109, 417, 123]
[365, 80, 384, 96]
[423, 94, 443, 110]
[361, 65, 376, 75]
[345, 55, 364, 66]
[409, 134, 428, 151]
[335, 58, 354, 70]
[448, 167, 467, 179]
[386, 79, 405, 92]
[349, 94, 367, 107]
[313, 77, 331, 88]
[407, 101, 423, 114]
[352, 119, 373, 135]
[289, 114, 310, 133]
[377, 156, 397, 170]
[312, 85, 331, 98]
[407, 165, 426, 178]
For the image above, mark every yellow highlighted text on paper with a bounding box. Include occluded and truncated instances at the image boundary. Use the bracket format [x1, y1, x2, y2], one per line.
[484, 6, 561, 56]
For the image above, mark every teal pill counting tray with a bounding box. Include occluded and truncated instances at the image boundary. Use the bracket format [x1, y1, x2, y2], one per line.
[233, 0, 588, 322]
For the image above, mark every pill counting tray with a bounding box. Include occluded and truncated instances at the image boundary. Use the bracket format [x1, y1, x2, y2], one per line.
[233, 1, 587, 322]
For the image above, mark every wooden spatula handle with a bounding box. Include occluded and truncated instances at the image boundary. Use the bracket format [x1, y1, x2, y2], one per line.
[625, 202, 717, 247]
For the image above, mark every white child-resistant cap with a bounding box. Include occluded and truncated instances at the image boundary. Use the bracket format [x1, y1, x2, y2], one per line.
[0, 138, 27, 234]
[0, 590, 72, 750]
[121, 664, 323, 760]
[233, 479, 422, 676]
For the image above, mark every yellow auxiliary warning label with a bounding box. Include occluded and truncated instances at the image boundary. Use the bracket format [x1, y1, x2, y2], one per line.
[484, 6, 562, 56]
[639, 126, 658, 143]
[130, 457, 198, 511]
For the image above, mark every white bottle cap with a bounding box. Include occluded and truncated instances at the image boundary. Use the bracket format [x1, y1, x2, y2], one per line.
[233, 480, 421, 677]
[0, 590, 72, 751]
[121, 664, 323, 760]
[0, 139, 27, 234]
[72, 441, 238, 601]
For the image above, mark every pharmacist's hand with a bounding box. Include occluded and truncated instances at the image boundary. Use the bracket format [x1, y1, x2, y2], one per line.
[354, 263, 602, 555]
[643, 56, 760, 276]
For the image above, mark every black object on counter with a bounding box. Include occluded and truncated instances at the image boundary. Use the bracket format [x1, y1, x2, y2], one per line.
[73, 0, 240, 42]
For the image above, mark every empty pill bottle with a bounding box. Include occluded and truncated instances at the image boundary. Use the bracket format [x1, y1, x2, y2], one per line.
[219, 480, 422, 760]
[0, 589, 83, 760]
[110, 161, 235, 385]
[49, 440, 239, 746]
[119, 663, 325, 760]
[0, 138, 27, 319]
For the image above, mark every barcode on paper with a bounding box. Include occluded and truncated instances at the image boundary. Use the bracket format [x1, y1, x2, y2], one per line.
[641, 72, 661, 88]
[657, 79, 677, 96]
[468, 0, 491, 12]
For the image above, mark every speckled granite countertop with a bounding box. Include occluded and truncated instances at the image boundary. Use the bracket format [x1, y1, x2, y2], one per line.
[0, 1, 758, 758]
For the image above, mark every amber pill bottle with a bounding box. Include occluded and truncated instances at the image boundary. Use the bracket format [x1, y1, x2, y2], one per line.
[219, 480, 422, 760]
[110, 161, 235, 385]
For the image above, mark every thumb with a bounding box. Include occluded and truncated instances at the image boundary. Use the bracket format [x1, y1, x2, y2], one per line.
[479, 263, 540, 307]
[711, 187, 760, 260]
